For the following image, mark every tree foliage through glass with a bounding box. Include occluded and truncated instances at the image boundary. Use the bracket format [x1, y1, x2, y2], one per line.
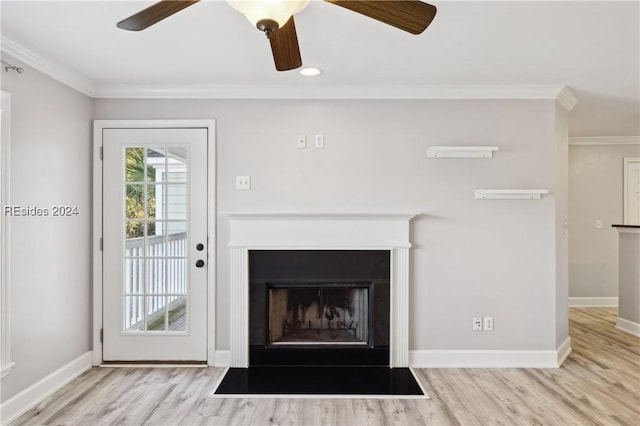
[126, 148, 156, 239]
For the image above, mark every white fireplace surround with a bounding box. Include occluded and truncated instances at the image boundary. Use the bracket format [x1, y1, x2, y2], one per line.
[224, 212, 417, 368]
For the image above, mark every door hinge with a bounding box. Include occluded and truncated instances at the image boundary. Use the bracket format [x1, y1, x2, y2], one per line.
[99, 146, 103, 160]
[100, 237, 103, 251]
[100, 329, 104, 343]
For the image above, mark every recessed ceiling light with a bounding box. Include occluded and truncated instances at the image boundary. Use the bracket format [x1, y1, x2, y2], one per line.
[299, 67, 323, 77]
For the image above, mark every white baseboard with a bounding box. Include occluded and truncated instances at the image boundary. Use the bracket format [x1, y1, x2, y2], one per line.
[569, 297, 618, 307]
[616, 317, 640, 337]
[1, 361, 16, 379]
[0, 351, 93, 425]
[556, 337, 572, 366]
[409, 347, 567, 368]
[214, 350, 230, 367]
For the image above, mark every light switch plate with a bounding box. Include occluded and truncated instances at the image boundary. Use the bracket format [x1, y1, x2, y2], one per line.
[483, 316, 494, 331]
[297, 135, 306, 149]
[236, 176, 250, 190]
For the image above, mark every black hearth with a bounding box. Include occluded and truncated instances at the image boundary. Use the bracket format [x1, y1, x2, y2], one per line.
[213, 366, 425, 397]
[249, 250, 390, 366]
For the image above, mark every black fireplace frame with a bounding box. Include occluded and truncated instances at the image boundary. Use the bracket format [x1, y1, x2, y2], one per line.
[249, 249, 391, 367]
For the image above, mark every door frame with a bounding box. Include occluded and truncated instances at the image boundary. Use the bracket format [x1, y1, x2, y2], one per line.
[92, 120, 216, 366]
[1, 91, 15, 377]
[623, 157, 640, 225]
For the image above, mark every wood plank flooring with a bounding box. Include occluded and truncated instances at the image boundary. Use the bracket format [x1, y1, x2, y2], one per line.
[9, 308, 640, 425]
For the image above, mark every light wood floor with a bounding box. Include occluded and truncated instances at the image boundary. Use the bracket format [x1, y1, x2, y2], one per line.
[10, 308, 640, 425]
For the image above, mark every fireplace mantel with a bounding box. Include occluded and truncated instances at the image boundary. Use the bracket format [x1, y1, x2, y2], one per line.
[223, 212, 416, 249]
[222, 212, 417, 367]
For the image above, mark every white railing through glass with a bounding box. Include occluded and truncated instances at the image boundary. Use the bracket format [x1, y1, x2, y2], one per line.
[124, 231, 187, 331]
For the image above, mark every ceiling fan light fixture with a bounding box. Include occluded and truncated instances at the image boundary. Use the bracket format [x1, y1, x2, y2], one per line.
[299, 66, 322, 77]
[228, 0, 310, 30]
[116, 0, 439, 72]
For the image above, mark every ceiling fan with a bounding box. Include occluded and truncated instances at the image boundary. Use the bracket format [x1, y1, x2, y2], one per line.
[117, 0, 437, 72]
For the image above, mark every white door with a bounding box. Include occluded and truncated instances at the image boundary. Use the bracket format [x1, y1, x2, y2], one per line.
[624, 158, 640, 225]
[102, 128, 208, 361]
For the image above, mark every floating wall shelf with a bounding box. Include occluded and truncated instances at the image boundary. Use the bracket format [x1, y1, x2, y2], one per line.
[475, 189, 549, 200]
[427, 146, 499, 158]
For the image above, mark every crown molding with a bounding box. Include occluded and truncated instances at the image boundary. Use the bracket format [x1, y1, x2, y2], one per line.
[569, 136, 640, 146]
[556, 86, 578, 111]
[93, 83, 575, 102]
[1, 34, 576, 104]
[1, 34, 96, 97]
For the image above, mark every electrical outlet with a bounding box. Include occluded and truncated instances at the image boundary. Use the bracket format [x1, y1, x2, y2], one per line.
[315, 134, 324, 149]
[235, 176, 250, 190]
[473, 317, 483, 331]
[595, 220, 602, 229]
[484, 316, 494, 331]
[297, 135, 306, 149]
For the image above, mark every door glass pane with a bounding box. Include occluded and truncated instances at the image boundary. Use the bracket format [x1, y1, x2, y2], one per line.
[146, 221, 165, 256]
[147, 259, 166, 294]
[166, 220, 186, 234]
[168, 295, 187, 331]
[125, 147, 155, 182]
[125, 184, 145, 219]
[124, 296, 145, 331]
[147, 296, 167, 331]
[146, 184, 158, 220]
[167, 147, 187, 183]
[164, 185, 187, 221]
[167, 257, 186, 290]
[123, 145, 189, 334]
[125, 223, 145, 256]
[124, 258, 144, 294]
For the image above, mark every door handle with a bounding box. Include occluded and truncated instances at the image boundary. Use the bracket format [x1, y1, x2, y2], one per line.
[195, 259, 205, 268]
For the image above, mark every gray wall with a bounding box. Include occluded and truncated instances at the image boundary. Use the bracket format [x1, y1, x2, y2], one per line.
[0, 57, 93, 401]
[94, 98, 566, 353]
[569, 143, 640, 298]
[617, 232, 640, 324]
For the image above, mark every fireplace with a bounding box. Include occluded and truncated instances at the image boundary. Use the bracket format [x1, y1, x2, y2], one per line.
[249, 250, 390, 366]
[225, 213, 415, 368]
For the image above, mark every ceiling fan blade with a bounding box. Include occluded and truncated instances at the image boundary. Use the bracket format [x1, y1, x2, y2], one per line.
[325, 0, 436, 35]
[269, 17, 303, 72]
[117, 0, 200, 31]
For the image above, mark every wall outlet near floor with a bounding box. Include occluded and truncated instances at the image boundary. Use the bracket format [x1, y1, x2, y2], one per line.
[473, 317, 483, 331]
[595, 220, 602, 229]
[235, 175, 251, 190]
[315, 134, 325, 149]
[484, 316, 494, 331]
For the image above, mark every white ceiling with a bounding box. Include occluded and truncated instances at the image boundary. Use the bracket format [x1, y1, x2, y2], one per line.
[1, 0, 638, 137]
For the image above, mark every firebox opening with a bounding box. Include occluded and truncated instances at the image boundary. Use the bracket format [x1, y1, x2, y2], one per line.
[268, 284, 371, 346]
